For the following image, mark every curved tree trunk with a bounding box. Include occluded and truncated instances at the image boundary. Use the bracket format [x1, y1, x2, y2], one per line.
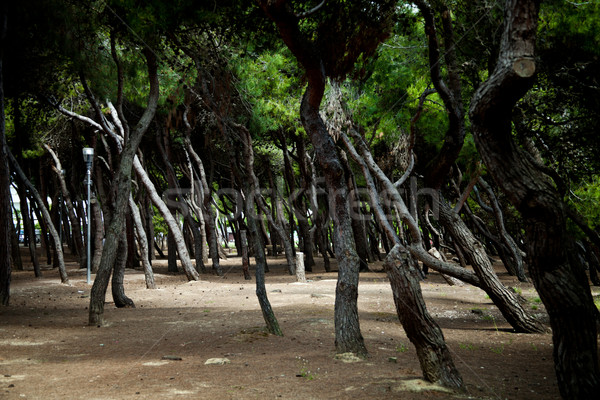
[8, 150, 68, 283]
[342, 132, 463, 389]
[89, 49, 160, 326]
[301, 86, 367, 356]
[111, 235, 135, 308]
[477, 177, 527, 281]
[234, 127, 282, 334]
[469, 1, 600, 397]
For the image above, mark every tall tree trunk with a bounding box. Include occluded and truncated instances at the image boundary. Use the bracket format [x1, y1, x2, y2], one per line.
[89, 49, 160, 326]
[32, 202, 51, 266]
[302, 84, 367, 356]
[91, 196, 103, 273]
[293, 135, 316, 271]
[236, 134, 282, 334]
[240, 229, 251, 281]
[125, 212, 139, 270]
[0, 9, 11, 305]
[246, 205, 282, 336]
[469, 1, 600, 397]
[341, 150, 370, 271]
[238, 125, 296, 276]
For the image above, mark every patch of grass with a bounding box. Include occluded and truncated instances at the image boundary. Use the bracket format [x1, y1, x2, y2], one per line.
[395, 343, 408, 353]
[532, 297, 542, 304]
[490, 344, 504, 354]
[531, 343, 538, 351]
[296, 356, 317, 380]
[531, 305, 538, 310]
[512, 287, 522, 295]
[459, 343, 475, 351]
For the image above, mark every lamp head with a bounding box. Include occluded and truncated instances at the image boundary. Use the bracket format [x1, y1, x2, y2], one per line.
[82, 148, 94, 168]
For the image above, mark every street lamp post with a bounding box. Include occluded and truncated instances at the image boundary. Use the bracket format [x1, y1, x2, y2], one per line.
[59, 169, 65, 249]
[82, 148, 94, 285]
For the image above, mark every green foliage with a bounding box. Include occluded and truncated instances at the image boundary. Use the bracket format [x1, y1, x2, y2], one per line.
[152, 209, 168, 236]
[516, 1, 600, 184]
[233, 48, 302, 136]
[345, 7, 429, 145]
[568, 176, 600, 230]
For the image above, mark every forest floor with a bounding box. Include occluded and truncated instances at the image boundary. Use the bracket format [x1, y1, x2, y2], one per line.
[2, 248, 597, 400]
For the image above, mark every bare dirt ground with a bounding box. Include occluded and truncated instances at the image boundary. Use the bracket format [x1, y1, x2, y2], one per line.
[2, 248, 596, 400]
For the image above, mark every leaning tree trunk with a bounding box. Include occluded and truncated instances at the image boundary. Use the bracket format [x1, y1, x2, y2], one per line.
[477, 177, 527, 281]
[9, 151, 68, 283]
[129, 196, 155, 289]
[469, 1, 600, 397]
[341, 131, 463, 389]
[45, 145, 85, 269]
[133, 156, 199, 281]
[89, 49, 160, 326]
[438, 200, 545, 333]
[235, 133, 282, 335]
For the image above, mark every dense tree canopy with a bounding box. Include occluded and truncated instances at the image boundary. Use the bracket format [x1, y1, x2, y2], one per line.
[1, 1, 599, 398]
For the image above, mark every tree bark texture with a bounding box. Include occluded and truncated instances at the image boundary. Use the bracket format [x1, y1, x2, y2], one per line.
[384, 246, 463, 389]
[438, 200, 545, 333]
[111, 235, 135, 308]
[91, 197, 103, 273]
[0, 11, 11, 304]
[302, 88, 367, 356]
[129, 196, 155, 289]
[341, 131, 463, 389]
[469, 1, 600, 397]
[258, 0, 368, 355]
[133, 156, 199, 281]
[89, 49, 160, 326]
